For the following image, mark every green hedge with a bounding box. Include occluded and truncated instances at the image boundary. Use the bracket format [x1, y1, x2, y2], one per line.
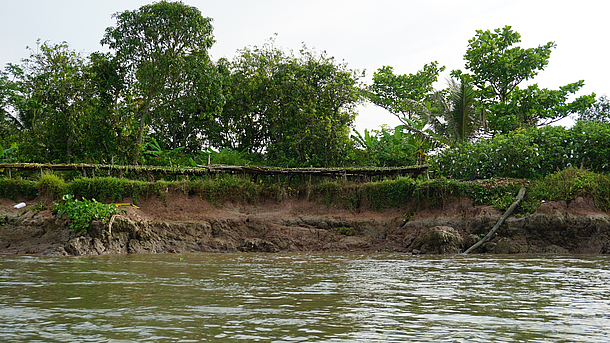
[433, 121, 610, 180]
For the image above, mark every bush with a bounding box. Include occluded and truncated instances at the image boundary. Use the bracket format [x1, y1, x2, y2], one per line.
[433, 122, 610, 180]
[0, 178, 38, 201]
[68, 177, 163, 203]
[528, 167, 610, 212]
[36, 171, 67, 198]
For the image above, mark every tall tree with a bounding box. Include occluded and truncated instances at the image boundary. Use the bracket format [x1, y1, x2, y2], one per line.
[8, 41, 91, 163]
[368, 62, 445, 120]
[464, 25, 555, 104]
[83, 52, 137, 163]
[214, 40, 363, 167]
[462, 26, 595, 133]
[101, 0, 221, 162]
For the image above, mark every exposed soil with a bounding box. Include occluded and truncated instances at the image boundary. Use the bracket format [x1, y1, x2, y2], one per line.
[1, 191, 609, 256]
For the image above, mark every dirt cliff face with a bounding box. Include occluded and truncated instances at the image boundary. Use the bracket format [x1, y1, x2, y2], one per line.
[1, 194, 609, 256]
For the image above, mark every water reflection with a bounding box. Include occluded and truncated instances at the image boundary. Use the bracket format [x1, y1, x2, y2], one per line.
[1, 253, 609, 342]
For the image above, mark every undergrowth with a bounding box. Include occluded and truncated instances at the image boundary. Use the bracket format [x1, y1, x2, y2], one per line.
[54, 194, 125, 232]
[0, 167, 608, 214]
[527, 167, 610, 212]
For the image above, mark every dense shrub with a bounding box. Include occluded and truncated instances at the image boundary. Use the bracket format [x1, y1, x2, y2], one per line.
[433, 122, 610, 180]
[36, 172, 67, 198]
[68, 177, 164, 203]
[0, 178, 38, 201]
[528, 167, 610, 212]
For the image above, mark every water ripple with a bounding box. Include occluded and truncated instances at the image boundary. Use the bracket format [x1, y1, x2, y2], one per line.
[1, 253, 609, 342]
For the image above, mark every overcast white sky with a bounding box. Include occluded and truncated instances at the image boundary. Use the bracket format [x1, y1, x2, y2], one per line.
[1, 0, 607, 132]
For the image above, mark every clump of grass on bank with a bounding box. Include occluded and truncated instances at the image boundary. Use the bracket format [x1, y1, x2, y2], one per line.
[37, 171, 67, 198]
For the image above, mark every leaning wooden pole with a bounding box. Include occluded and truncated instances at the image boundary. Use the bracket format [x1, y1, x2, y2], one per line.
[463, 187, 526, 255]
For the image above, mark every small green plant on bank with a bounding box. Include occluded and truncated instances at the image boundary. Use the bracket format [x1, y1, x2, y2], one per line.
[526, 167, 610, 212]
[53, 194, 124, 232]
[30, 201, 47, 215]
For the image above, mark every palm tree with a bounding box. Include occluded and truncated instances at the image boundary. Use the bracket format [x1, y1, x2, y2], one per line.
[427, 77, 486, 147]
[368, 76, 486, 163]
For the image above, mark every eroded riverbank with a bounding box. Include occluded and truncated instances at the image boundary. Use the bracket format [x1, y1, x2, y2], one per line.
[1, 192, 609, 256]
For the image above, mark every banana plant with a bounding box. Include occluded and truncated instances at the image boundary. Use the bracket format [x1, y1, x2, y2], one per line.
[0, 144, 17, 163]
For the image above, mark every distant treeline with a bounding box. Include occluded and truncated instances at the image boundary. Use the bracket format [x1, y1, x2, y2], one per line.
[1, 1, 608, 176]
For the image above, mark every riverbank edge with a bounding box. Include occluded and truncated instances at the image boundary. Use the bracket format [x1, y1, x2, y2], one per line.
[1, 194, 609, 256]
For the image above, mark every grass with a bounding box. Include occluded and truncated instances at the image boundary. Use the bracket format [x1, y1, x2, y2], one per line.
[0, 167, 608, 214]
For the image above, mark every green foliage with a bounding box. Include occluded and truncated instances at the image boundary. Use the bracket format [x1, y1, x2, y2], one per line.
[68, 177, 163, 203]
[528, 168, 610, 212]
[578, 95, 610, 123]
[427, 77, 486, 146]
[0, 178, 38, 201]
[464, 25, 555, 104]
[368, 62, 445, 118]
[0, 143, 17, 163]
[53, 194, 124, 232]
[433, 122, 610, 180]
[30, 201, 47, 215]
[486, 81, 595, 133]
[363, 177, 418, 210]
[143, 137, 188, 166]
[352, 126, 417, 167]
[213, 39, 363, 167]
[309, 175, 522, 213]
[459, 25, 595, 133]
[192, 175, 260, 206]
[203, 147, 252, 166]
[310, 177, 419, 211]
[36, 171, 67, 198]
[3, 41, 136, 164]
[102, 0, 221, 162]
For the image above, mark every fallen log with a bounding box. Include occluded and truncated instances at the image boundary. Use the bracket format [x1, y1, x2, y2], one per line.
[463, 187, 527, 254]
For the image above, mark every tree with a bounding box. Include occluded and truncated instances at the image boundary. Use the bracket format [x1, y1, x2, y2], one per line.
[101, 0, 221, 163]
[368, 62, 445, 119]
[464, 25, 555, 104]
[578, 95, 610, 123]
[9, 41, 91, 163]
[1, 42, 137, 164]
[214, 40, 363, 167]
[0, 69, 17, 143]
[147, 52, 225, 153]
[462, 26, 595, 133]
[427, 76, 486, 147]
[486, 81, 595, 133]
[83, 52, 138, 163]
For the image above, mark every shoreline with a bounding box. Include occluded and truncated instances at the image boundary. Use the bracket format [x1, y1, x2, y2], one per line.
[2, 194, 609, 256]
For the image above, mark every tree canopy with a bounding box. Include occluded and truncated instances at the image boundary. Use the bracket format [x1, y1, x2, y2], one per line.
[0, 5, 603, 174]
[211, 40, 363, 167]
[459, 25, 595, 133]
[101, 0, 222, 162]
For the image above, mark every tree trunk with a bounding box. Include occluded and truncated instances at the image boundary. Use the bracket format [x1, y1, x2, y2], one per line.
[463, 187, 526, 254]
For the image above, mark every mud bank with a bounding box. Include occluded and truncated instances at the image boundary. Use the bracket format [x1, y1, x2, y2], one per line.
[1, 194, 609, 256]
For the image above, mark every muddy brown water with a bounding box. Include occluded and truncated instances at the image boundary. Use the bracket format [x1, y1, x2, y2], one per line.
[1, 253, 610, 342]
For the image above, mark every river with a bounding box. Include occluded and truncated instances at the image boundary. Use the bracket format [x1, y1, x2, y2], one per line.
[1, 253, 609, 342]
